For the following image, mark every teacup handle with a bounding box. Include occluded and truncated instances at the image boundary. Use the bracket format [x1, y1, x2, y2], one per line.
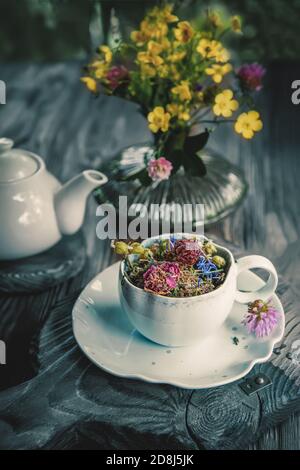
[235, 255, 278, 304]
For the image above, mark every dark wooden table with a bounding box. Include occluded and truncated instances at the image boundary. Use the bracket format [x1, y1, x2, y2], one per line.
[0, 62, 299, 450]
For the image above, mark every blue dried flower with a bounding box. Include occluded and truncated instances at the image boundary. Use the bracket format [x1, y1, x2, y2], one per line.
[196, 256, 220, 282]
[169, 235, 177, 249]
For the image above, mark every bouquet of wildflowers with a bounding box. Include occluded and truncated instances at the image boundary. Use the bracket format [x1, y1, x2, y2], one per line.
[81, 3, 265, 184]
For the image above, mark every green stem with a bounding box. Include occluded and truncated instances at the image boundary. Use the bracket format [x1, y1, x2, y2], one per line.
[198, 119, 235, 124]
[217, 27, 231, 40]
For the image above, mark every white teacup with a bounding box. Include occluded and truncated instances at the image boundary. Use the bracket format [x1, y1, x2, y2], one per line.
[119, 233, 278, 347]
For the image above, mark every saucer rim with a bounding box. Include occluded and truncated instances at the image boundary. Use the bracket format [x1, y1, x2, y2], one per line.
[72, 262, 285, 389]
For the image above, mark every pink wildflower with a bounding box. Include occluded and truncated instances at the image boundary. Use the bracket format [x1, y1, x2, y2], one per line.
[147, 157, 173, 182]
[237, 63, 266, 92]
[143, 262, 180, 295]
[106, 65, 129, 90]
[242, 299, 279, 337]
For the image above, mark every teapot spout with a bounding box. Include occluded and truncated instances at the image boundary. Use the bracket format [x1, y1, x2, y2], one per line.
[55, 170, 108, 236]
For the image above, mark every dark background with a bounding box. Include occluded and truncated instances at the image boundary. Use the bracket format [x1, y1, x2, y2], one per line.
[0, 0, 300, 63]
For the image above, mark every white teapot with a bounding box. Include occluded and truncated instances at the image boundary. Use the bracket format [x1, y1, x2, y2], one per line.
[0, 138, 108, 260]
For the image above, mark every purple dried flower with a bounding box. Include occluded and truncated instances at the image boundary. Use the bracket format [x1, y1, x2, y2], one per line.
[237, 63, 266, 91]
[160, 261, 181, 279]
[143, 261, 180, 295]
[242, 299, 279, 338]
[174, 239, 204, 265]
[194, 83, 203, 92]
[106, 65, 129, 90]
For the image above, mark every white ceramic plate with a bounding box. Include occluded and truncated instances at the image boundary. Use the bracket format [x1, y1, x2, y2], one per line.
[72, 262, 285, 389]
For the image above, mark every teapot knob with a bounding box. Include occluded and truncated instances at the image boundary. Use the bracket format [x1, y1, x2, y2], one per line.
[0, 138, 14, 153]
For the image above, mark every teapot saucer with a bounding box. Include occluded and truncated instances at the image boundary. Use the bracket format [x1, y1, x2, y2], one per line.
[72, 262, 285, 389]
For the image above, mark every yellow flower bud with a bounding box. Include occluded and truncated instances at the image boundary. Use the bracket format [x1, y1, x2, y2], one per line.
[140, 248, 152, 259]
[231, 15, 242, 33]
[130, 243, 145, 255]
[212, 255, 226, 268]
[204, 241, 217, 255]
[114, 241, 129, 255]
[80, 77, 97, 93]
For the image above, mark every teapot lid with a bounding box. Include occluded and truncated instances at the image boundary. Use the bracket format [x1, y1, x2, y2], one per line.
[0, 138, 41, 183]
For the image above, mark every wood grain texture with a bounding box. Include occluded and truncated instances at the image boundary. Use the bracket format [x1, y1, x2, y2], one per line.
[0, 62, 299, 449]
[0, 242, 299, 450]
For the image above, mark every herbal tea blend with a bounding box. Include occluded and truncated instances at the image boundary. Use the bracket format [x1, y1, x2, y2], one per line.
[113, 237, 228, 297]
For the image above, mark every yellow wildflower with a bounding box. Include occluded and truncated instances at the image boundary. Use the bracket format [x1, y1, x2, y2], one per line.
[137, 51, 164, 67]
[213, 89, 239, 117]
[80, 77, 97, 93]
[150, 4, 178, 23]
[231, 15, 242, 33]
[208, 11, 223, 28]
[197, 39, 222, 59]
[167, 103, 190, 121]
[140, 19, 168, 40]
[205, 63, 232, 83]
[141, 63, 156, 78]
[215, 46, 230, 63]
[99, 45, 112, 64]
[174, 21, 194, 43]
[234, 111, 263, 139]
[94, 64, 108, 79]
[140, 19, 153, 35]
[169, 64, 181, 81]
[168, 50, 186, 62]
[147, 106, 171, 133]
[130, 30, 148, 46]
[161, 4, 178, 23]
[137, 40, 164, 67]
[160, 37, 171, 50]
[147, 40, 163, 55]
[157, 64, 169, 78]
[171, 80, 192, 101]
[89, 58, 109, 79]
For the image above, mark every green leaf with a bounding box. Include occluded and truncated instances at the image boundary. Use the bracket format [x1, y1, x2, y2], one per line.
[137, 169, 152, 186]
[167, 149, 184, 174]
[183, 152, 207, 177]
[118, 168, 145, 182]
[184, 129, 210, 155]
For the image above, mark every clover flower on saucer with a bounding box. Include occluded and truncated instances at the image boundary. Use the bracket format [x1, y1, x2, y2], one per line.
[242, 299, 279, 337]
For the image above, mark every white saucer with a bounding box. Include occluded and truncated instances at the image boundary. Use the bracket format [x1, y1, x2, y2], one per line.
[72, 262, 285, 389]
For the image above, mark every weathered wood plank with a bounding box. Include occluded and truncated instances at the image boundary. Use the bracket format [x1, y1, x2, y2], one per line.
[0, 241, 299, 450]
